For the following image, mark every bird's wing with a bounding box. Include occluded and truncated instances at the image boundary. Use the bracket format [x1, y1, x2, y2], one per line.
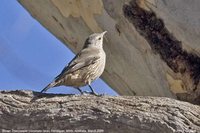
[55, 48, 100, 80]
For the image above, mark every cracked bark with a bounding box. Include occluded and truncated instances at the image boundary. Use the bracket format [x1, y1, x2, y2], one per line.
[123, 0, 200, 105]
[0, 90, 199, 133]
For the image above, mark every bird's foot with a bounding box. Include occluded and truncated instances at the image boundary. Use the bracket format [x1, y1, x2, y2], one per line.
[90, 91, 99, 96]
[81, 91, 90, 95]
[82, 91, 106, 96]
[82, 91, 99, 96]
[98, 93, 107, 96]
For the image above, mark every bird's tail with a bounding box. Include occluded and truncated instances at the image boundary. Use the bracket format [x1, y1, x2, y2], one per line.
[40, 81, 58, 93]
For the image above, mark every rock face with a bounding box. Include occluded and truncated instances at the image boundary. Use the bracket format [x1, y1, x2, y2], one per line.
[0, 90, 200, 133]
[18, 0, 200, 104]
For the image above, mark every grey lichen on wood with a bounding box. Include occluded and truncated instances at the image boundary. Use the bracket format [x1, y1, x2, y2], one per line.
[0, 90, 199, 133]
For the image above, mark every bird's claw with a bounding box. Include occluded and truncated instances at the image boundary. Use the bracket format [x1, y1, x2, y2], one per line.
[91, 91, 99, 96]
[81, 91, 90, 95]
[82, 91, 100, 96]
[98, 93, 106, 96]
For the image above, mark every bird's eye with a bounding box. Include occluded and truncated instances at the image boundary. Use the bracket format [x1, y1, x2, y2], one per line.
[98, 37, 101, 40]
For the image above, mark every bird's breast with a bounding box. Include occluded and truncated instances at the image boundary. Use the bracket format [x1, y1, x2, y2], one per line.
[62, 50, 106, 87]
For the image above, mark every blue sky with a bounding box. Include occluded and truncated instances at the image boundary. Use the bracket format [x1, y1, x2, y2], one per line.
[0, 0, 117, 95]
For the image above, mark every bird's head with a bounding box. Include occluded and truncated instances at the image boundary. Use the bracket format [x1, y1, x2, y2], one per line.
[83, 31, 107, 49]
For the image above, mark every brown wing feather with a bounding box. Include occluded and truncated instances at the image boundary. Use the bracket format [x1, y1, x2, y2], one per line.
[54, 48, 100, 81]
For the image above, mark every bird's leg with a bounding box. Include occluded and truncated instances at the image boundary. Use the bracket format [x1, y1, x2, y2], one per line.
[76, 87, 84, 94]
[88, 85, 98, 96]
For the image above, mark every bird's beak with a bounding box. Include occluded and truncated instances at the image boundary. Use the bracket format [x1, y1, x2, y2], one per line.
[101, 31, 107, 36]
[101, 31, 108, 42]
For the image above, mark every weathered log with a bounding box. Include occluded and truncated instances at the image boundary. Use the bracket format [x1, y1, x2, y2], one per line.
[0, 90, 199, 133]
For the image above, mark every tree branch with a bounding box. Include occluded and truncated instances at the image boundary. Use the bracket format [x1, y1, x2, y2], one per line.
[0, 90, 199, 133]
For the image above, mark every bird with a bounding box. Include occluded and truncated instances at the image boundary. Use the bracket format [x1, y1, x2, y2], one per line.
[40, 31, 107, 95]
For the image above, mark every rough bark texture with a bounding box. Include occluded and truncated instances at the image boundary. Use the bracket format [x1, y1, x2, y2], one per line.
[17, 0, 200, 104]
[0, 90, 199, 133]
